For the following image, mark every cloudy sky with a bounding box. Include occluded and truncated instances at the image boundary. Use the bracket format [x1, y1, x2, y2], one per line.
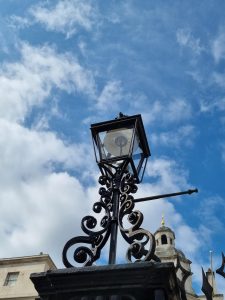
[0, 0, 225, 295]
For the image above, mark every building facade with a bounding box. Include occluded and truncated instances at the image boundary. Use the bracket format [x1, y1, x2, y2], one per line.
[0, 254, 56, 300]
[154, 219, 224, 300]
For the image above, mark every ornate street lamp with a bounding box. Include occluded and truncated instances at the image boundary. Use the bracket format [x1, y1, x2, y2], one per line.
[63, 113, 157, 267]
[62, 113, 198, 268]
[32, 113, 202, 300]
[89, 113, 152, 265]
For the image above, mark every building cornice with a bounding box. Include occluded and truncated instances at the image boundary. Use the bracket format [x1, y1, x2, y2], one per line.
[0, 254, 56, 269]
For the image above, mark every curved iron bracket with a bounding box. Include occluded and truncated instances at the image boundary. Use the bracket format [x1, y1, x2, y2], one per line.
[62, 162, 158, 267]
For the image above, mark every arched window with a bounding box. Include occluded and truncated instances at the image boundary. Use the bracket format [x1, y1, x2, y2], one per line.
[161, 234, 167, 245]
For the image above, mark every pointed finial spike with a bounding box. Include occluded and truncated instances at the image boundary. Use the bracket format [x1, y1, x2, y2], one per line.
[115, 112, 128, 119]
[161, 214, 165, 226]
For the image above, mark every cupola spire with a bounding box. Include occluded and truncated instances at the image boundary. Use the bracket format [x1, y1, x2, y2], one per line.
[161, 214, 165, 226]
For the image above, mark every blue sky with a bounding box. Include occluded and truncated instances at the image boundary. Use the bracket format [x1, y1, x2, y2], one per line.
[0, 0, 224, 294]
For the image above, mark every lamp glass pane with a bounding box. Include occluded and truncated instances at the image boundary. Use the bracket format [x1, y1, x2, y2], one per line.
[98, 127, 135, 160]
[132, 131, 144, 171]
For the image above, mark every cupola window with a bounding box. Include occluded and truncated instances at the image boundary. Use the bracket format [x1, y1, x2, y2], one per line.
[161, 234, 167, 245]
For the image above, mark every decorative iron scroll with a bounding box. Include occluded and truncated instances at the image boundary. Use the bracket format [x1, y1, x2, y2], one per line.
[216, 252, 225, 278]
[201, 268, 213, 300]
[118, 171, 159, 263]
[62, 200, 111, 268]
[62, 162, 158, 267]
[175, 256, 192, 300]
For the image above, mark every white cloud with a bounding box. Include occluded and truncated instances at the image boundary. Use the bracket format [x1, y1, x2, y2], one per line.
[0, 171, 92, 267]
[200, 97, 225, 113]
[144, 158, 189, 194]
[176, 28, 204, 55]
[186, 70, 203, 84]
[151, 125, 196, 148]
[0, 117, 98, 266]
[29, 0, 97, 38]
[0, 39, 97, 264]
[217, 274, 225, 296]
[176, 225, 200, 255]
[0, 42, 96, 123]
[0, 119, 94, 185]
[142, 98, 192, 125]
[197, 196, 225, 233]
[31, 96, 64, 131]
[212, 31, 225, 63]
[0, 38, 98, 263]
[96, 80, 124, 111]
[78, 40, 88, 57]
[0, 31, 10, 54]
[9, 15, 31, 30]
[212, 72, 225, 89]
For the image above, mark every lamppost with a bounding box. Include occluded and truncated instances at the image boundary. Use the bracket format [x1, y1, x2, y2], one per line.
[62, 113, 197, 268]
[31, 113, 225, 300]
[31, 113, 205, 300]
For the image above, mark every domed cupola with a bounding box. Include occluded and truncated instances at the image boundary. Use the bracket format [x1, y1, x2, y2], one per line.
[154, 216, 196, 296]
[154, 215, 176, 255]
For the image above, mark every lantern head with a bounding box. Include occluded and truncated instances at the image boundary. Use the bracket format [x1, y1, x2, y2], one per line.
[91, 114, 150, 183]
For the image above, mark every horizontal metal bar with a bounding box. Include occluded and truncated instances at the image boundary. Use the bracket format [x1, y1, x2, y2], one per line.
[133, 188, 198, 203]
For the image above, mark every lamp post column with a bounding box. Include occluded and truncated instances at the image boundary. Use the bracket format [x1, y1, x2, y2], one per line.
[108, 174, 121, 265]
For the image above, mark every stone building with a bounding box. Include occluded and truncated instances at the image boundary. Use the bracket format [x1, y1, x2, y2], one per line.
[154, 217, 224, 300]
[0, 254, 56, 300]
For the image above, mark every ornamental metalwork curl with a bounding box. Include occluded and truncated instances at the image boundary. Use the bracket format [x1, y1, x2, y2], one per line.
[62, 192, 112, 268]
[118, 172, 159, 263]
[62, 161, 159, 267]
[62, 162, 121, 268]
[62, 157, 199, 268]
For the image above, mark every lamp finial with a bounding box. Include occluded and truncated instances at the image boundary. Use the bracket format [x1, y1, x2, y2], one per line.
[116, 112, 128, 119]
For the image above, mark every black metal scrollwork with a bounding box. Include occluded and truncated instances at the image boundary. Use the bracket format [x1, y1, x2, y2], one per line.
[62, 181, 113, 268]
[63, 162, 158, 267]
[118, 172, 159, 263]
